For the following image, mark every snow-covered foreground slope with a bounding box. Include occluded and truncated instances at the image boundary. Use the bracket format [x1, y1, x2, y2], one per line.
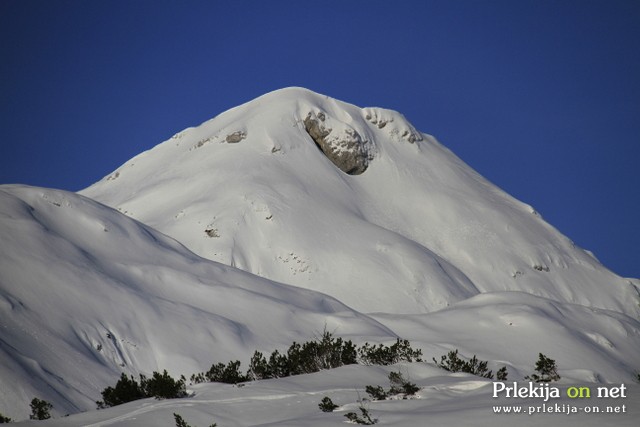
[81, 87, 639, 317]
[14, 364, 640, 426]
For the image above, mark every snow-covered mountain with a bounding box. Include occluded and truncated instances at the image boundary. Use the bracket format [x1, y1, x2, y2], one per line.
[81, 87, 638, 316]
[1, 88, 639, 423]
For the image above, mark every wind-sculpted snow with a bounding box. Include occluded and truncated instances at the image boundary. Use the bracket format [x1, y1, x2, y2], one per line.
[0, 185, 393, 419]
[82, 87, 639, 317]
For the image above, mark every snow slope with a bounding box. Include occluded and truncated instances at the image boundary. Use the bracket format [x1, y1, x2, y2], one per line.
[0, 185, 392, 420]
[81, 87, 639, 316]
[13, 365, 640, 426]
[2, 88, 639, 423]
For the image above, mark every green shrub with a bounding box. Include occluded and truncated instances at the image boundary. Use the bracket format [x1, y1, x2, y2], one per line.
[285, 330, 357, 375]
[142, 370, 187, 399]
[192, 360, 248, 384]
[206, 360, 247, 384]
[318, 396, 339, 412]
[247, 351, 270, 381]
[497, 366, 508, 381]
[366, 371, 420, 401]
[433, 349, 496, 379]
[344, 404, 377, 425]
[365, 385, 388, 401]
[267, 349, 289, 378]
[174, 413, 191, 427]
[525, 353, 560, 382]
[245, 330, 358, 380]
[194, 333, 422, 386]
[388, 371, 419, 396]
[174, 413, 217, 427]
[97, 373, 145, 408]
[0, 412, 12, 423]
[98, 370, 186, 408]
[29, 398, 52, 420]
[358, 339, 422, 366]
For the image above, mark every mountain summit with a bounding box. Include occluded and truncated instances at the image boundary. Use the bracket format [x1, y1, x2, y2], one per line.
[82, 87, 638, 316]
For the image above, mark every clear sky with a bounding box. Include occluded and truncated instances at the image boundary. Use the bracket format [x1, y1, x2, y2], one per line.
[1, 0, 638, 279]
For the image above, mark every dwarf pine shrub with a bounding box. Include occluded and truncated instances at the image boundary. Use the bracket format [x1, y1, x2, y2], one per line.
[193, 360, 247, 384]
[358, 338, 422, 365]
[365, 385, 388, 401]
[247, 350, 270, 381]
[98, 370, 186, 408]
[497, 366, 508, 381]
[525, 353, 560, 382]
[366, 371, 420, 401]
[97, 373, 144, 408]
[388, 371, 420, 396]
[141, 370, 187, 399]
[29, 398, 52, 420]
[318, 396, 339, 412]
[433, 349, 499, 379]
[344, 404, 377, 425]
[174, 413, 217, 427]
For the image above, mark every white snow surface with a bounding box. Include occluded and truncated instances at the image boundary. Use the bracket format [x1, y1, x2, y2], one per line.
[1, 87, 639, 423]
[81, 87, 638, 316]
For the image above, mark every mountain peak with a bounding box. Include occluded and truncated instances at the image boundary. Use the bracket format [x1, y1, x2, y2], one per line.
[80, 89, 639, 317]
[193, 86, 423, 175]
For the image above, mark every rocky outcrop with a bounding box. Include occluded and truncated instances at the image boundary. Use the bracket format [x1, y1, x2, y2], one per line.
[225, 130, 247, 143]
[303, 111, 372, 175]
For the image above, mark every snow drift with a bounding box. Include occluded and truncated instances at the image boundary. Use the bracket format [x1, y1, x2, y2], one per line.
[0, 185, 391, 419]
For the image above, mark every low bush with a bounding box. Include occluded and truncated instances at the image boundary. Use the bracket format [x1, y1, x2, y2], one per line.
[98, 370, 185, 409]
[173, 413, 217, 427]
[358, 338, 423, 365]
[525, 353, 560, 382]
[30, 398, 52, 420]
[197, 330, 358, 383]
[366, 371, 420, 401]
[318, 396, 339, 412]
[388, 371, 420, 396]
[97, 373, 144, 408]
[142, 370, 187, 399]
[344, 404, 377, 425]
[365, 385, 388, 401]
[497, 366, 508, 381]
[192, 360, 247, 384]
[433, 349, 497, 379]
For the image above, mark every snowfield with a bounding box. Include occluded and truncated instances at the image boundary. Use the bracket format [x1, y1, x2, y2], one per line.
[1, 88, 638, 424]
[12, 365, 640, 426]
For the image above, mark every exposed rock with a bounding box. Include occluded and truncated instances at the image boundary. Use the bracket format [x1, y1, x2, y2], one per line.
[225, 131, 247, 143]
[364, 107, 423, 143]
[303, 111, 372, 175]
[205, 228, 220, 237]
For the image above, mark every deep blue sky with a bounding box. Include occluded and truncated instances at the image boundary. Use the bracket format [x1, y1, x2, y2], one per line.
[1, 0, 638, 278]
